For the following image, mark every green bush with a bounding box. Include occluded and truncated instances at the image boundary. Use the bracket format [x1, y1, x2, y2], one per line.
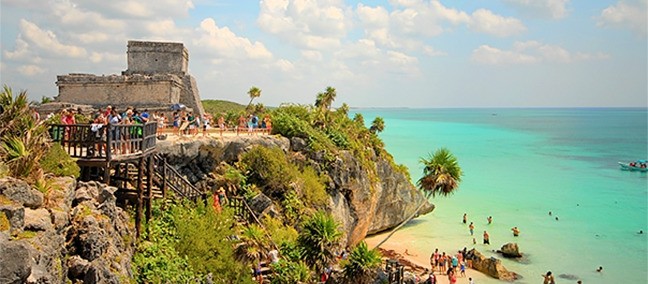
[270, 260, 311, 284]
[239, 146, 296, 198]
[262, 216, 298, 246]
[299, 166, 329, 208]
[40, 143, 80, 178]
[133, 200, 254, 284]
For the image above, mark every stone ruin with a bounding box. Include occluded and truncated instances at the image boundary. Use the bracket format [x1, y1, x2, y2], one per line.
[54, 40, 205, 118]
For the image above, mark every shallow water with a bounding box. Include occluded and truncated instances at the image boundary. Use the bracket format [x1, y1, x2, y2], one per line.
[357, 108, 648, 284]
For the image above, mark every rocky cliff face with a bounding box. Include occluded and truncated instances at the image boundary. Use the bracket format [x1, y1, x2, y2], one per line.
[0, 177, 135, 284]
[157, 135, 433, 245]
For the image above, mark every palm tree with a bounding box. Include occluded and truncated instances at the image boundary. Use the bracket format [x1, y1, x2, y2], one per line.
[369, 117, 385, 134]
[353, 113, 365, 125]
[342, 241, 382, 284]
[297, 211, 343, 277]
[373, 148, 462, 249]
[314, 86, 337, 112]
[235, 224, 269, 265]
[246, 86, 261, 110]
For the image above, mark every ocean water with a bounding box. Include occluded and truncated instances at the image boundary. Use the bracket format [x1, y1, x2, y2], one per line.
[357, 108, 647, 284]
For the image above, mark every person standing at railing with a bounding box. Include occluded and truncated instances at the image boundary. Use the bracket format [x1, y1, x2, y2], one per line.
[218, 115, 225, 138]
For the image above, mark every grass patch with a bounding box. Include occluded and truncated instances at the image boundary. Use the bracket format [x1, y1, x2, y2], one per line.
[0, 213, 9, 231]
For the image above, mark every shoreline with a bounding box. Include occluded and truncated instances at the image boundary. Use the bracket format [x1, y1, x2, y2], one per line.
[365, 231, 496, 284]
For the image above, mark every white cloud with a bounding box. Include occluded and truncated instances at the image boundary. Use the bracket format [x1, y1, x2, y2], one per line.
[89, 52, 123, 64]
[469, 9, 527, 37]
[17, 65, 45, 76]
[472, 41, 609, 64]
[258, 0, 351, 50]
[597, 0, 647, 37]
[195, 18, 273, 60]
[19, 19, 88, 58]
[504, 0, 570, 19]
[275, 59, 295, 72]
[301, 50, 323, 61]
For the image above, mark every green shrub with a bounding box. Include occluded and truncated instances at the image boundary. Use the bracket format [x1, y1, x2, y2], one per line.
[40, 143, 80, 178]
[240, 146, 296, 197]
[270, 260, 311, 284]
[299, 166, 329, 208]
[262, 216, 298, 246]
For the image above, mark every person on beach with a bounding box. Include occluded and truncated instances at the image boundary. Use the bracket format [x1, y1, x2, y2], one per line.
[439, 252, 446, 274]
[511, 227, 520, 237]
[463, 213, 467, 224]
[469, 222, 475, 236]
[472, 238, 476, 245]
[469, 277, 475, 284]
[483, 231, 490, 245]
[487, 216, 492, 224]
[459, 261, 466, 277]
[451, 255, 458, 273]
[424, 273, 436, 284]
[542, 271, 555, 284]
[448, 270, 457, 284]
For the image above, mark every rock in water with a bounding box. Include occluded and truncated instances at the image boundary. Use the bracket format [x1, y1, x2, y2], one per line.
[499, 243, 522, 258]
[466, 248, 518, 281]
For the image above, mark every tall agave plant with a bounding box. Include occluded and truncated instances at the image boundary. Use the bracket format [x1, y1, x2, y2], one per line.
[0, 85, 50, 181]
[342, 241, 382, 284]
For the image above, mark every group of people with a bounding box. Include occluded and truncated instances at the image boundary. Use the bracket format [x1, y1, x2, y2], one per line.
[236, 113, 272, 136]
[427, 248, 470, 283]
[463, 213, 520, 246]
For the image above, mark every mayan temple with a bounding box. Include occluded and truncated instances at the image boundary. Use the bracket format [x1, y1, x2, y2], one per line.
[55, 40, 205, 118]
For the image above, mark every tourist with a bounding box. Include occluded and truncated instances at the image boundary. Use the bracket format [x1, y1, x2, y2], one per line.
[469, 277, 475, 284]
[141, 109, 149, 123]
[596, 266, 603, 272]
[439, 252, 446, 274]
[247, 114, 254, 135]
[218, 115, 226, 138]
[237, 114, 246, 136]
[542, 271, 555, 284]
[448, 270, 457, 284]
[483, 231, 490, 245]
[268, 248, 279, 264]
[511, 226, 520, 237]
[549, 211, 552, 216]
[263, 115, 272, 134]
[217, 187, 227, 206]
[30, 107, 40, 122]
[451, 255, 458, 273]
[487, 216, 492, 224]
[463, 213, 467, 224]
[469, 222, 474, 236]
[577, 281, 582, 284]
[472, 237, 476, 245]
[424, 273, 436, 284]
[157, 112, 166, 129]
[212, 193, 221, 213]
[639, 230, 644, 234]
[459, 261, 466, 277]
[252, 113, 259, 131]
[202, 115, 210, 137]
[172, 111, 180, 135]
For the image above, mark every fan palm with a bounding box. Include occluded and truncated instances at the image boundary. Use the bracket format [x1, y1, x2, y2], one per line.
[373, 148, 462, 249]
[369, 117, 385, 134]
[342, 241, 382, 284]
[297, 211, 343, 276]
[235, 224, 269, 265]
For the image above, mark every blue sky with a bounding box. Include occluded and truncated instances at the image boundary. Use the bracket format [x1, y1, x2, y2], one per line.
[1, 0, 646, 107]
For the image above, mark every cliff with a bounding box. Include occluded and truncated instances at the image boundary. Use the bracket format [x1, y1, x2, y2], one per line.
[0, 177, 135, 283]
[157, 135, 434, 245]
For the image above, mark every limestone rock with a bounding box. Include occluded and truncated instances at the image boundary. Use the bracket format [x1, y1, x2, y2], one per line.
[0, 177, 44, 209]
[84, 259, 120, 284]
[0, 204, 24, 233]
[499, 243, 522, 258]
[67, 255, 89, 280]
[23, 208, 52, 231]
[466, 249, 517, 281]
[290, 137, 308, 152]
[0, 238, 32, 284]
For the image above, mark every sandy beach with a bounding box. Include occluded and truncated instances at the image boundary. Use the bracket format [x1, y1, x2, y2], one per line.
[365, 231, 493, 284]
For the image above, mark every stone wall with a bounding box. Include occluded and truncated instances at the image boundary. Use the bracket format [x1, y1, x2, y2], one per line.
[124, 41, 188, 75]
[56, 74, 183, 108]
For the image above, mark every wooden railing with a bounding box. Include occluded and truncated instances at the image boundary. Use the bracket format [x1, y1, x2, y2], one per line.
[152, 154, 203, 200]
[48, 122, 158, 160]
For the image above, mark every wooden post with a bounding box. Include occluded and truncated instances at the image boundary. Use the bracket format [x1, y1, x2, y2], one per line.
[136, 157, 144, 238]
[161, 159, 167, 198]
[145, 155, 154, 222]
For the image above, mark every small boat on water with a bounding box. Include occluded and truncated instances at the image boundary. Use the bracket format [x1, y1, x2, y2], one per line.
[619, 160, 648, 172]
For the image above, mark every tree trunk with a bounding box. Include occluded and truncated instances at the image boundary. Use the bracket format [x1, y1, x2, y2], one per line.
[372, 199, 430, 250]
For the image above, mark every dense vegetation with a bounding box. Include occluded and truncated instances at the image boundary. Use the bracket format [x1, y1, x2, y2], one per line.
[0, 85, 80, 185]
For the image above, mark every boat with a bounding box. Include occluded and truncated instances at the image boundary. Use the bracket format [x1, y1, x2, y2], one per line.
[619, 160, 648, 172]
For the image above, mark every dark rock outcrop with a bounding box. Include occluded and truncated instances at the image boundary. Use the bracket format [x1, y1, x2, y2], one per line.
[0, 177, 43, 209]
[465, 249, 518, 281]
[499, 243, 522, 258]
[157, 135, 434, 245]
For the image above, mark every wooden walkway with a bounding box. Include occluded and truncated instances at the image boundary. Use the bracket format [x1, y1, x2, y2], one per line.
[49, 122, 203, 236]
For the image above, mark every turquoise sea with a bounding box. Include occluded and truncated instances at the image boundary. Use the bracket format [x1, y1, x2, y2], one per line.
[358, 108, 647, 284]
